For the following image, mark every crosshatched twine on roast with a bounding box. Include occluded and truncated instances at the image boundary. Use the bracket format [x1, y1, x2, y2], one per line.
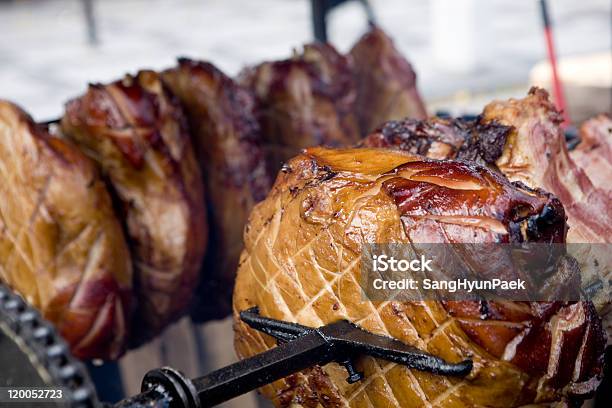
[233, 145, 605, 407]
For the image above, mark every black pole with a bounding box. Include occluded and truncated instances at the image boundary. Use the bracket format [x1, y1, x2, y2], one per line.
[312, 0, 328, 42]
[82, 0, 98, 45]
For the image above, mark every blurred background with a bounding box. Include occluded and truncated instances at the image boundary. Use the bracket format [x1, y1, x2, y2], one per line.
[1, 0, 610, 407]
[1, 0, 610, 121]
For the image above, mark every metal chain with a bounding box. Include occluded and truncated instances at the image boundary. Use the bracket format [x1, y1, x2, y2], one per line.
[0, 283, 101, 408]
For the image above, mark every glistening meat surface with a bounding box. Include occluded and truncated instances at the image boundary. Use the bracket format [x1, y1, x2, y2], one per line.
[481, 88, 612, 244]
[233, 147, 604, 407]
[61, 71, 207, 341]
[163, 59, 272, 320]
[239, 43, 360, 171]
[361, 90, 612, 339]
[0, 101, 133, 359]
[572, 114, 612, 192]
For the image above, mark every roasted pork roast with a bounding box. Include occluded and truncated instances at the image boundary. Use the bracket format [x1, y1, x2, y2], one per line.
[162, 59, 272, 320]
[572, 114, 612, 192]
[481, 88, 612, 244]
[61, 71, 207, 340]
[0, 101, 133, 359]
[239, 43, 361, 171]
[233, 146, 605, 406]
[350, 26, 427, 135]
[361, 88, 612, 342]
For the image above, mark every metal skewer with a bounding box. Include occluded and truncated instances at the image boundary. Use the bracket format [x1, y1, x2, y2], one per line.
[114, 307, 472, 408]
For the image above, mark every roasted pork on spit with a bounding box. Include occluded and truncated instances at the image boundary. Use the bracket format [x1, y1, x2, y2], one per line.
[0, 101, 133, 359]
[239, 42, 361, 171]
[350, 26, 427, 135]
[60, 71, 207, 341]
[362, 89, 612, 244]
[483, 92, 612, 340]
[361, 88, 612, 342]
[481, 88, 612, 244]
[162, 59, 272, 320]
[0, 27, 607, 402]
[233, 146, 605, 406]
[572, 114, 612, 192]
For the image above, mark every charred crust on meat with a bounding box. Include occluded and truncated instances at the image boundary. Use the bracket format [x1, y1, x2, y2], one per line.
[318, 165, 337, 181]
[362, 116, 511, 167]
[238, 42, 360, 170]
[60, 71, 208, 340]
[457, 118, 512, 164]
[280, 162, 293, 173]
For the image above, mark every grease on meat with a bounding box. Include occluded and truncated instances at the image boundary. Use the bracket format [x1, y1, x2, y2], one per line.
[233, 146, 604, 407]
[239, 43, 360, 171]
[0, 101, 133, 359]
[163, 59, 272, 320]
[61, 71, 207, 339]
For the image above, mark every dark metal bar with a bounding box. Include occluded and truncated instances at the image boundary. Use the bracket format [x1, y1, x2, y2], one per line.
[113, 309, 472, 407]
[240, 307, 306, 341]
[329, 322, 473, 377]
[311, 0, 376, 43]
[312, 0, 328, 42]
[82, 0, 98, 46]
[192, 330, 334, 407]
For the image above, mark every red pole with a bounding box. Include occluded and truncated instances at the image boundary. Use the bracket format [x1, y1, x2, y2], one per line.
[540, 0, 570, 127]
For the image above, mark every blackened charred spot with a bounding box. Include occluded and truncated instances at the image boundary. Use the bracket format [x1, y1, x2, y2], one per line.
[457, 119, 512, 165]
[365, 119, 435, 155]
[280, 163, 293, 173]
[510, 203, 535, 221]
[362, 116, 510, 167]
[319, 170, 338, 182]
[479, 300, 491, 320]
[306, 163, 338, 182]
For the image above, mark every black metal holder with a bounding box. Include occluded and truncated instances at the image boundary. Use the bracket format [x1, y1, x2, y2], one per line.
[311, 0, 375, 42]
[113, 307, 472, 408]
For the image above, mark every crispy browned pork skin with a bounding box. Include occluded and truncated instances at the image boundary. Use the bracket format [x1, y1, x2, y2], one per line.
[233, 147, 605, 407]
[363, 88, 612, 244]
[239, 43, 360, 171]
[0, 101, 132, 359]
[482, 88, 612, 245]
[162, 59, 272, 320]
[572, 114, 612, 192]
[361, 116, 512, 167]
[61, 71, 207, 340]
[350, 26, 427, 135]
[483, 95, 612, 342]
[361, 89, 612, 341]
